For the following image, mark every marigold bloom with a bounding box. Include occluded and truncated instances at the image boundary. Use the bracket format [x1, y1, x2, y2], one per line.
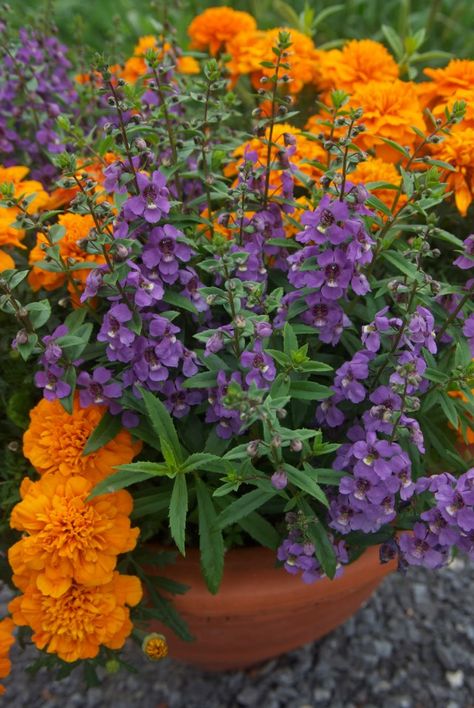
[9, 572, 142, 662]
[347, 80, 425, 162]
[315, 40, 399, 95]
[430, 125, 474, 215]
[0, 618, 15, 695]
[28, 212, 104, 293]
[418, 59, 474, 109]
[113, 36, 200, 87]
[225, 123, 325, 194]
[142, 632, 168, 660]
[188, 7, 256, 55]
[227, 27, 319, 94]
[0, 165, 49, 271]
[23, 396, 141, 484]
[348, 158, 407, 213]
[9, 474, 139, 597]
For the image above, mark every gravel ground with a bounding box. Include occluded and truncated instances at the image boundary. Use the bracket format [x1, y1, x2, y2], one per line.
[2, 558, 474, 708]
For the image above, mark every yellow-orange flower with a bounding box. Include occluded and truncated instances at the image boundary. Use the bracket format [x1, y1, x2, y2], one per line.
[9, 572, 142, 663]
[28, 212, 103, 293]
[418, 59, 474, 110]
[188, 7, 256, 56]
[0, 165, 49, 271]
[225, 123, 325, 194]
[0, 618, 15, 695]
[315, 40, 399, 95]
[9, 474, 139, 598]
[23, 396, 141, 484]
[347, 80, 425, 162]
[120, 35, 200, 85]
[348, 157, 406, 213]
[429, 125, 474, 215]
[227, 27, 319, 94]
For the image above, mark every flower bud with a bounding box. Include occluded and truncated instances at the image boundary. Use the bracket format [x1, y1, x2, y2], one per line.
[142, 633, 168, 660]
[271, 469, 288, 490]
[246, 440, 260, 457]
[290, 438, 303, 452]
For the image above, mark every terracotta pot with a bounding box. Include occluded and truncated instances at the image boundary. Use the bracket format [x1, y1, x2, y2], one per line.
[148, 544, 396, 671]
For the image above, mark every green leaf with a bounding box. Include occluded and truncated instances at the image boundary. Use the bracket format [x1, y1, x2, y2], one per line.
[182, 371, 218, 389]
[284, 464, 328, 506]
[195, 478, 224, 594]
[377, 137, 410, 159]
[131, 491, 170, 518]
[180, 452, 223, 474]
[169, 474, 188, 555]
[290, 381, 333, 401]
[162, 290, 198, 314]
[217, 488, 276, 529]
[25, 300, 51, 328]
[381, 251, 419, 279]
[439, 392, 459, 428]
[300, 501, 337, 579]
[283, 322, 298, 356]
[238, 511, 280, 549]
[139, 387, 185, 465]
[83, 410, 122, 455]
[381, 24, 404, 59]
[88, 462, 169, 499]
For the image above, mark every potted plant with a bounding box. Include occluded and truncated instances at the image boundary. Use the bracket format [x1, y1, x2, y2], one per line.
[0, 4, 473, 686]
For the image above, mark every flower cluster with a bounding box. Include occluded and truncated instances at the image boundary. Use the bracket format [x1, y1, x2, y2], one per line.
[0, 4, 474, 683]
[0, 26, 77, 184]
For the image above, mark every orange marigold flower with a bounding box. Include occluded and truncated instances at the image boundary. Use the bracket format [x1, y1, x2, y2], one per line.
[429, 125, 474, 215]
[188, 7, 256, 55]
[347, 80, 425, 162]
[23, 396, 141, 484]
[9, 474, 139, 598]
[0, 165, 49, 271]
[28, 212, 104, 293]
[225, 123, 325, 195]
[227, 27, 319, 94]
[9, 572, 142, 663]
[418, 59, 474, 109]
[316, 40, 398, 96]
[0, 618, 15, 695]
[348, 158, 406, 213]
[120, 35, 200, 84]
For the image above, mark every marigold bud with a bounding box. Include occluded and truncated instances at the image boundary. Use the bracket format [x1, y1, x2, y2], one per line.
[142, 633, 169, 661]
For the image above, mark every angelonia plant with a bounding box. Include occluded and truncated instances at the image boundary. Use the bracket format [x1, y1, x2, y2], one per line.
[0, 2, 473, 689]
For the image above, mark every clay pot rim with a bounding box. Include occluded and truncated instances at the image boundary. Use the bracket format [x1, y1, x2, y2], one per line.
[150, 543, 395, 616]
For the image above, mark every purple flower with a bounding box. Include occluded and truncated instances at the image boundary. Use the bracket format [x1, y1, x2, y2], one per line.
[351, 432, 401, 480]
[314, 248, 353, 300]
[333, 351, 372, 403]
[398, 523, 446, 568]
[125, 263, 164, 307]
[463, 314, 474, 356]
[98, 303, 136, 362]
[35, 365, 71, 401]
[298, 196, 351, 246]
[123, 170, 170, 223]
[405, 306, 437, 354]
[161, 378, 203, 418]
[142, 224, 192, 284]
[454, 234, 474, 270]
[42, 325, 68, 365]
[77, 367, 122, 407]
[240, 343, 276, 388]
